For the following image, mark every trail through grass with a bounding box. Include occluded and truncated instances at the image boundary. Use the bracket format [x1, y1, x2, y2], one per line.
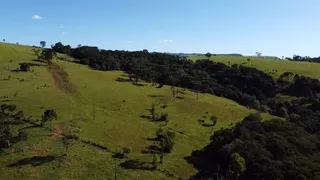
[0, 43, 279, 179]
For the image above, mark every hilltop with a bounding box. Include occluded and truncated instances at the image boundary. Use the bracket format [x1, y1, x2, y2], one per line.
[189, 55, 320, 79]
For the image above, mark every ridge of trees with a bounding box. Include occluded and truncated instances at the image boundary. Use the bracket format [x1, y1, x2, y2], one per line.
[51, 42, 319, 116]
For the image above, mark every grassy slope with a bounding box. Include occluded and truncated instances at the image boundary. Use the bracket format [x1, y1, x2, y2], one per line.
[0, 43, 276, 179]
[189, 56, 320, 79]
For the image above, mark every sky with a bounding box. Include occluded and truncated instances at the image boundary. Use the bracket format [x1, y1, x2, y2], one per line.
[1, 0, 320, 57]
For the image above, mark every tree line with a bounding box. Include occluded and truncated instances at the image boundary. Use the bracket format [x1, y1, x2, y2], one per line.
[51, 42, 319, 117]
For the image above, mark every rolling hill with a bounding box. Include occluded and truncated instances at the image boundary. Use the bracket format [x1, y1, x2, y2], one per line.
[0, 43, 279, 179]
[189, 55, 320, 79]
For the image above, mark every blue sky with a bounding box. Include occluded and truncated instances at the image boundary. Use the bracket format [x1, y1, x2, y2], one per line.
[1, 0, 320, 57]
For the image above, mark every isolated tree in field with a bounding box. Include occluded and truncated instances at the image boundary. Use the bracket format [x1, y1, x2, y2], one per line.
[20, 63, 30, 72]
[2, 39, 5, 42]
[39, 49, 55, 64]
[256, 52, 262, 57]
[40, 109, 57, 131]
[40, 41, 46, 48]
[205, 52, 212, 59]
[62, 124, 80, 156]
[149, 104, 156, 121]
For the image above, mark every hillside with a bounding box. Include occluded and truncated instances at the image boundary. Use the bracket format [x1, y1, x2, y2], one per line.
[0, 43, 278, 179]
[189, 55, 320, 79]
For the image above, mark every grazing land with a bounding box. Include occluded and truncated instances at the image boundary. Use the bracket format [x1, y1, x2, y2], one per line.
[189, 55, 320, 79]
[0, 43, 277, 179]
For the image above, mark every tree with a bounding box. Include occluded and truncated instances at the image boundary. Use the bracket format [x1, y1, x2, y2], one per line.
[149, 104, 156, 121]
[20, 63, 30, 72]
[39, 49, 55, 64]
[40, 109, 57, 131]
[40, 41, 46, 48]
[256, 52, 262, 57]
[228, 153, 246, 179]
[2, 39, 5, 42]
[205, 52, 212, 59]
[62, 124, 80, 156]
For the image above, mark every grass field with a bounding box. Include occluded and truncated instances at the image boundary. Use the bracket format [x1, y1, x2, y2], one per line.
[189, 56, 320, 79]
[0, 43, 277, 179]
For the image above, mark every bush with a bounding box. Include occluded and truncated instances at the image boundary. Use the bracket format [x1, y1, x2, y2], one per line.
[20, 63, 30, 72]
[210, 116, 218, 126]
[123, 147, 132, 154]
[243, 112, 263, 121]
[156, 129, 176, 153]
[40, 109, 57, 127]
[157, 113, 168, 122]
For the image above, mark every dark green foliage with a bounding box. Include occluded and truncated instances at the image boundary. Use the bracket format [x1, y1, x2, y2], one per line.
[205, 52, 212, 59]
[62, 124, 80, 155]
[123, 147, 132, 154]
[186, 110, 320, 180]
[0, 104, 27, 152]
[40, 109, 57, 128]
[39, 49, 55, 64]
[243, 112, 262, 121]
[210, 116, 218, 126]
[40, 41, 46, 48]
[52, 43, 320, 119]
[19, 63, 30, 72]
[156, 128, 175, 153]
[51, 42, 71, 54]
[157, 113, 168, 122]
[149, 104, 156, 121]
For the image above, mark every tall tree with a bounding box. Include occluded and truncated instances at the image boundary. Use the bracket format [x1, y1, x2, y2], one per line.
[62, 124, 80, 156]
[39, 49, 55, 64]
[205, 52, 212, 59]
[256, 52, 262, 57]
[40, 41, 46, 48]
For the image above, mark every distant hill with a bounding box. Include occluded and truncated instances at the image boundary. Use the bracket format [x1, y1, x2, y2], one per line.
[162, 52, 243, 57]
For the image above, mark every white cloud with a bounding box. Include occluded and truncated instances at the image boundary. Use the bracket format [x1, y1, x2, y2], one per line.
[61, 32, 68, 35]
[32, 15, 42, 20]
[60, 25, 64, 28]
[159, 39, 173, 43]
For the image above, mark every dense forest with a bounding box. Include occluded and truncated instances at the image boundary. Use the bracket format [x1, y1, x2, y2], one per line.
[50, 42, 320, 179]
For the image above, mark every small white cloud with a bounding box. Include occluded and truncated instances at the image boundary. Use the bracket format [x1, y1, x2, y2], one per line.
[32, 15, 42, 20]
[60, 25, 64, 28]
[61, 32, 68, 35]
[159, 39, 173, 43]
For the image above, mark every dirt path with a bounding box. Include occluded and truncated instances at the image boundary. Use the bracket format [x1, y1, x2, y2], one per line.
[48, 124, 64, 140]
[46, 63, 76, 94]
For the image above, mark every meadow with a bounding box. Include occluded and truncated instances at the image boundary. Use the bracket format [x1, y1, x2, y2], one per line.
[189, 55, 320, 79]
[0, 43, 280, 179]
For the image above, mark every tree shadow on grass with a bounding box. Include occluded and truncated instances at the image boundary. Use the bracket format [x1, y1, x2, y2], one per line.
[32, 59, 46, 63]
[175, 96, 184, 99]
[119, 159, 155, 171]
[140, 115, 151, 120]
[7, 155, 58, 167]
[115, 77, 132, 82]
[201, 123, 214, 127]
[132, 82, 145, 87]
[19, 124, 41, 131]
[148, 95, 164, 98]
[141, 145, 162, 154]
